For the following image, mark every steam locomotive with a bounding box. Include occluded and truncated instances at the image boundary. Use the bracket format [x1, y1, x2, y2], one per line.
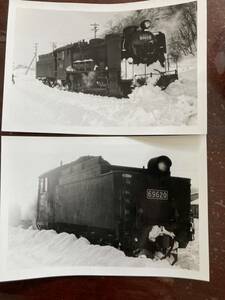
[36, 20, 178, 98]
[36, 155, 194, 264]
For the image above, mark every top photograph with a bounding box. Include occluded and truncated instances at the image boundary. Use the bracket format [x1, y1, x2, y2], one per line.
[2, 0, 207, 135]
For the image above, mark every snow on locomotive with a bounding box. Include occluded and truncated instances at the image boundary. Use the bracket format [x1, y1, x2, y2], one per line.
[36, 155, 194, 265]
[36, 20, 178, 98]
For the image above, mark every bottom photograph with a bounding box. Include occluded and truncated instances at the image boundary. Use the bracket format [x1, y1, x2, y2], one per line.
[0, 136, 209, 281]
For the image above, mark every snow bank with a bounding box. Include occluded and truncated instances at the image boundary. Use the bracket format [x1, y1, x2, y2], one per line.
[128, 81, 196, 126]
[7, 220, 199, 271]
[177, 219, 199, 270]
[7, 227, 169, 269]
[127, 57, 197, 126]
[3, 57, 197, 131]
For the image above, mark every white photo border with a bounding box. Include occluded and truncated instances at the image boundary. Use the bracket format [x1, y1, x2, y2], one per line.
[1, 0, 207, 135]
[0, 135, 209, 282]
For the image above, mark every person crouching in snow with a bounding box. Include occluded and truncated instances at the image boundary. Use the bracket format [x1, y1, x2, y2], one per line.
[137, 225, 178, 265]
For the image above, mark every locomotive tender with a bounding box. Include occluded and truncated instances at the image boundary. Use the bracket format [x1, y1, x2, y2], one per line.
[36, 20, 178, 98]
[36, 155, 194, 264]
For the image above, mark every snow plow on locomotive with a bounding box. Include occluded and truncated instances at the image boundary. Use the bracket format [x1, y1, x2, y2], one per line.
[36, 20, 178, 98]
[36, 155, 194, 265]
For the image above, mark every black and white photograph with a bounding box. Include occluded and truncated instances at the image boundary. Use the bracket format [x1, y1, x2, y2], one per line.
[0, 136, 209, 281]
[1, 0, 206, 135]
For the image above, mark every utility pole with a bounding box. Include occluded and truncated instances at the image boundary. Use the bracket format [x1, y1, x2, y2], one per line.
[25, 43, 38, 75]
[91, 23, 99, 39]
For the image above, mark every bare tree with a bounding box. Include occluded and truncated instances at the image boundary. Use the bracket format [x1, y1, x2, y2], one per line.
[104, 8, 160, 35]
[168, 2, 197, 58]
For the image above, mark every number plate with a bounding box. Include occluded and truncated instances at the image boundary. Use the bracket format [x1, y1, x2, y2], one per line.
[146, 189, 168, 201]
[139, 34, 153, 41]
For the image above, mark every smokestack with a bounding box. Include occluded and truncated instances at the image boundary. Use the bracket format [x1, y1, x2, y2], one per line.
[60, 160, 63, 167]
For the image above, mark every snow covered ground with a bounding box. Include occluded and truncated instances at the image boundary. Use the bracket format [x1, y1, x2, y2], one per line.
[7, 219, 199, 271]
[2, 57, 197, 132]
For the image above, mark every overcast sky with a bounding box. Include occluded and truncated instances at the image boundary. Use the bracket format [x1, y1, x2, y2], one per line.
[13, 7, 130, 66]
[2, 136, 200, 220]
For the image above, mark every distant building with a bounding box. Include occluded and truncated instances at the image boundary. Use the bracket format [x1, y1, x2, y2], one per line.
[191, 193, 199, 218]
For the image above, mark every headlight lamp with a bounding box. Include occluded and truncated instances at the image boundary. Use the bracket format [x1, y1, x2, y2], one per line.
[140, 20, 151, 30]
[127, 57, 133, 64]
[158, 161, 168, 172]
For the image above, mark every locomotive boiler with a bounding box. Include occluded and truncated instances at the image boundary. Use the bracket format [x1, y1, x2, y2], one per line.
[36, 20, 178, 98]
[36, 155, 194, 264]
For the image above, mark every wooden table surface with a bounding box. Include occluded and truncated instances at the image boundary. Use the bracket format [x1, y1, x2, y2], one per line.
[0, 0, 225, 299]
